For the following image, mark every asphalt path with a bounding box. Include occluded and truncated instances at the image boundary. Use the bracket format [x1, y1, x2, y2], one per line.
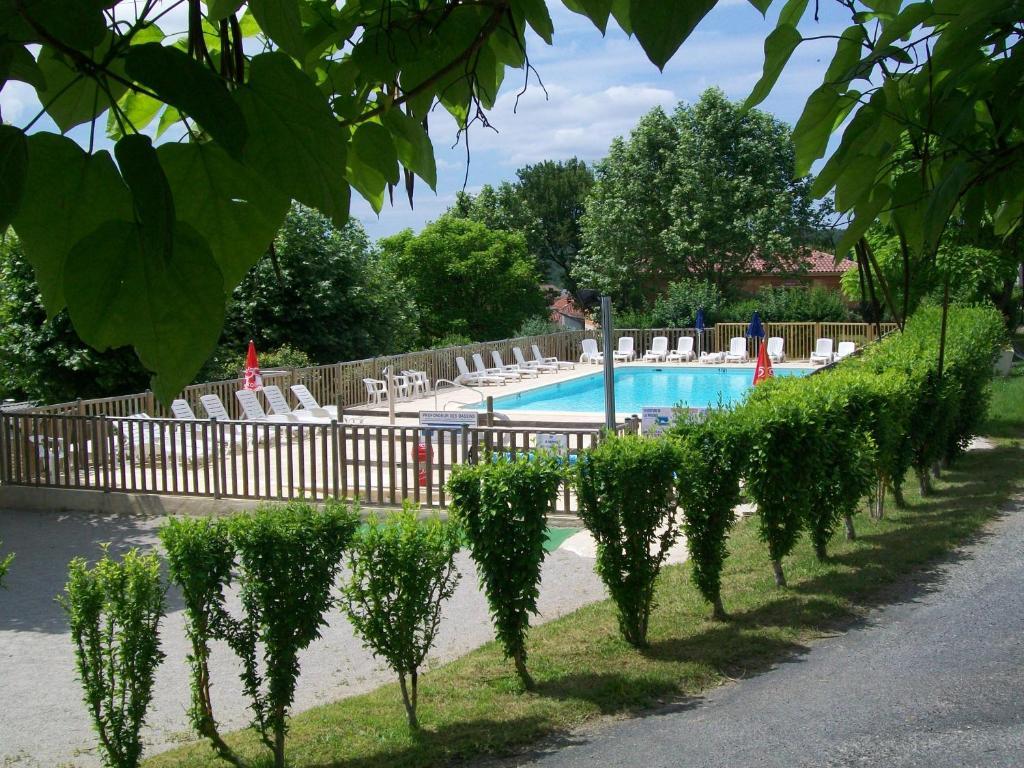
[511, 495, 1024, 768]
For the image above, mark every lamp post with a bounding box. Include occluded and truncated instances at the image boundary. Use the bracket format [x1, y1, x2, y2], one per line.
[600, 296, 616, 432]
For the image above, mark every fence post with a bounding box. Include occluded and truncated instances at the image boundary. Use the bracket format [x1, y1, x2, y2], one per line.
[102, 415, 113, 493]
[210, 418, 221, 499]
[330, 419, 340, 499]
[145, 389, 154, 415]
[0, 414, 7, 486]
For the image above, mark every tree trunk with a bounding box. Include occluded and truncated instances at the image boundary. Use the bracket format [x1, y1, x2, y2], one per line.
[398, 672, 419, 729]
[932, 461, 941, 479]
[893, 482, 907, 509]
[274, 706, 285, 768]
[876, 480, 886, 519]
[711, 594, 728, 621]
[771, 558, 786, 587]
[814, 539, 828, 562]
[918, 468, 932, 496]
[844, 513, 856, 541]
[513, 649, 534, 691]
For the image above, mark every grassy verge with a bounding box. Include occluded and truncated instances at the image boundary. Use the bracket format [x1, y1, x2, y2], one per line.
[148, 377, 1024, 768]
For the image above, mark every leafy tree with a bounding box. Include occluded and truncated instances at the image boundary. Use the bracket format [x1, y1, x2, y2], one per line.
[213, 204, 413, 366]
[574, 91, 818, 306]
[649, 278, 726, 327]
[574, 107, 679, 308]
[1, 0, 711, 400]
[662, 88, 819, 290]
[343, 508, 461, 729]
[0, 232, 149, 403]
[378, 217, 546, 344]
[450, 159, 594, 294]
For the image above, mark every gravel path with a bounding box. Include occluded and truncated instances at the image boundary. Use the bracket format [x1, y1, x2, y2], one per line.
[0, 510, 605, 767]
[505, 493, 1024, 768]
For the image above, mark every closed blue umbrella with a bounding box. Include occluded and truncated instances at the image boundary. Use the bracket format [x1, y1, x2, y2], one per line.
[747, 310, 765, 356]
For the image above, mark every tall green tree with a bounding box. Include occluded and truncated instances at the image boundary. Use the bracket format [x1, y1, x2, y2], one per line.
[574, 91, 818, 307]
[1, 0, 718, 400]
[378, 217, 546, 344]
[449, 158, 594, 294]
[574, 107, 679, 308]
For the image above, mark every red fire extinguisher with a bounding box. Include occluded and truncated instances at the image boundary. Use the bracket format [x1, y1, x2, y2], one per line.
[415, 441, 431, 486]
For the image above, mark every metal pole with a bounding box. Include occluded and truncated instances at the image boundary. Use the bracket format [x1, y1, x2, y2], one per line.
[601, 296, 616, 432]
[387, 365, 395, 425]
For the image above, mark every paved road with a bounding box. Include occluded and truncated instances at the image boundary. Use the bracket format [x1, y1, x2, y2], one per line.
[513, 496, 1024, 768]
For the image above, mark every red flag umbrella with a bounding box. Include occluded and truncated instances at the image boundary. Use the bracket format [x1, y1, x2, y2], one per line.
[243, 340, 262, 390]
[753, 340, 774, 386]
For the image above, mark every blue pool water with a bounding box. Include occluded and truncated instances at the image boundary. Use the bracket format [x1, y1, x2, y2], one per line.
[475, 367, 811, 413]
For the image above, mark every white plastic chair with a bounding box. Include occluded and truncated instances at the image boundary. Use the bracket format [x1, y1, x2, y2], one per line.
[725, 337, 749, 363]
[666, 336, 695, 362]
[534, 344, 574, 369]
[492, 350, 538, 377]
[613, 336, 635, 362]
[810, 338, 834, 366]
[514, 346, 556, 373]
[835, 341, 856, 360]
[363, 378, 388, 405]
[643, 336, 669, 362]
[766, 337, 785, 363]
[402, 370, 430, 396]
[580, 338, 603, 364]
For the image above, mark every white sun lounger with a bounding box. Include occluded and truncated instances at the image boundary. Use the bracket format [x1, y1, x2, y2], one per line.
[699, 351, 726, 364]
[533, 344, 574, 370]
[514, 346, 556, 373]
[236, 389, 301, 423]
[290, 384, 337, 418]
[725, 337, 749, 363]
[456, 356, 504, 386]
[643, 336, 669, 362]
[810, 338, 834, 366]
[613, 336, 635, 362]
[580, 338, 603, 364]
[262, 385, 327, 421]
[473, 353, 520, 382]
[835, 341, 856, 360]
[766, 336, 785, 363]
[492, 350, 538, 377]
[666, 336, 695, 362]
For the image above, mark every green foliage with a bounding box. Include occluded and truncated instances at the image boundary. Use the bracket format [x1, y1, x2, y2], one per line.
[448, 455, 563, 688]
[669, 412, 745, 619]
[377, 218, 546, 345]
[718, 286, 852, 323]
[0, 538, 13, 588]
[160, 501, 359, 768]
[429, 332, 474, 350]
[60, 547, 165, 768]
[515, 315, 562, 337]
[575, 90, 820, 306]
[343, 507, 461, 729]
[200, 345, 314, 383]
[574, 435, 682, 647]
[0, 231, 149, 403]
[649, 278, 725, 327]
[3, 1, 694, 399]
[452, 159, 595, 293]
[613, 308, 656, 329]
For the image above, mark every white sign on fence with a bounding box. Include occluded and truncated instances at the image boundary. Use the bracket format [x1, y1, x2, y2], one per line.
[418, 410, 480, 428]
[641, 407, 675, 436]
[535, 433, 568, 454]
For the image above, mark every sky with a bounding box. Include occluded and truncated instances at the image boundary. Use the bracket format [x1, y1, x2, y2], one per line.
[0, 1, 851, 241]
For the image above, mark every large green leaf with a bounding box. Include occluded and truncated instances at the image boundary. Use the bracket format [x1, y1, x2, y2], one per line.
[115, 135, 174, 260]
[208, 0, 245, 22]
[347, 122, 399, 213]
[628, 0, 716, 71]
[64, 220, 225, 402]
[512, 0, 554, 44]
[18, 0, 106, 52]
[234, 52, 350, 227]
[36, 38, 128, 132]
[124, 43, 248, 159]
[793, 85, 859, 177]
[107, 90, 164, 139]
[249, 0, 308, 59]
[158, 142, 290, 290]
[923, 159, 969, 255]
[745, 0, 808, 109]
[382, 108, 437, 190]
[0, 126, 28, 232]
[561, 0, 614, 34]
[0, 43, 46, 89]
[11, 133, 133, 315]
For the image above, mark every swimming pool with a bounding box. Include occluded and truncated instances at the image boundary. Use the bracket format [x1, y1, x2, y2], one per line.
[475, 366, 811, 413]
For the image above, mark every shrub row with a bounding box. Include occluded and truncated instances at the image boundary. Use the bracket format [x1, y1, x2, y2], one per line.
[60, 305, 1004, 767]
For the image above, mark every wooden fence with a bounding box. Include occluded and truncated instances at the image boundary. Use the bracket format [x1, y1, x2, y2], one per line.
[23, 324, 894, 421]
[0, 412, 622, 512]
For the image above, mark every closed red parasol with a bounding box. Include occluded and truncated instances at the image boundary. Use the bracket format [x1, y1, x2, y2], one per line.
[243, 340, 262, 390]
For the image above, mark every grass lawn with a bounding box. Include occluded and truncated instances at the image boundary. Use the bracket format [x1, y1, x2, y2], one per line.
[148, 374, 1024, 768]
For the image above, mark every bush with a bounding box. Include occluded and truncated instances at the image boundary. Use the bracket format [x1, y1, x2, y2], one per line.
[650, 278, 725, 327]
[61, 547, 165, 768]
[516, 315, 563, 337]
[669, 412, 745, 619]
[448, 455, 563, 689]
[199, 344, 314, 383]
[574, 435, 682, 646]
[718, 286, 852, 323]
[614, 308, 656, 329]
[161, 501, 359, 768]
[429, 332, 473, 350]
[343, 508, 461, 729]
[0, 539, 12, 588]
